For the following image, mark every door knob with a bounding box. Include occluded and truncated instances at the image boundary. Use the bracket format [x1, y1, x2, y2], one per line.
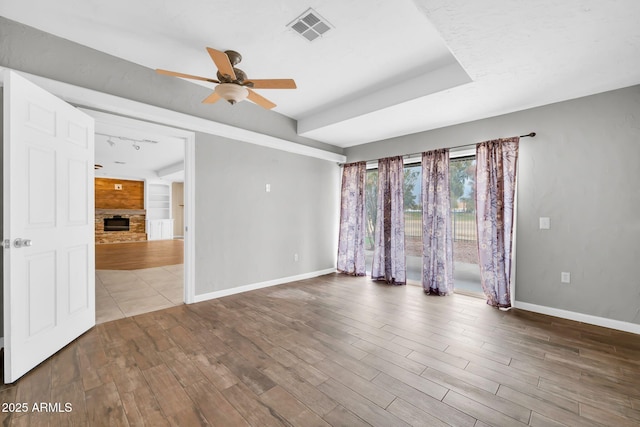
[13, 238, 33, 248]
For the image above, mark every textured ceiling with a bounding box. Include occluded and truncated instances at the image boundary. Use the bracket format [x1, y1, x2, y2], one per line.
[2, 0, 640, 149]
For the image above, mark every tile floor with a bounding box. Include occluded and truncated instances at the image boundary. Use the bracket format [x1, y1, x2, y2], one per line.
[95, 264, 184, 324]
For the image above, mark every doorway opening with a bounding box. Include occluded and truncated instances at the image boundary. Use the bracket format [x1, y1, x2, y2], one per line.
[89, 111, 192, 323]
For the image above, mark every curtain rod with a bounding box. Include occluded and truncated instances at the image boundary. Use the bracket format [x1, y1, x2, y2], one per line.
[340, 132, 536, 166]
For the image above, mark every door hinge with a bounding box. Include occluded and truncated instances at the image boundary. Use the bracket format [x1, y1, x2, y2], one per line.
[4, 239, 10, 249]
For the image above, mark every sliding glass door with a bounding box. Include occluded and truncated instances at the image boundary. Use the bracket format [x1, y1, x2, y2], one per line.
[364, 162, 422, 282]
[449, 156, 483, 295]
[403, 163, 422, 282]
[364, 168, 377, 274]
[364, 155, 483, 295]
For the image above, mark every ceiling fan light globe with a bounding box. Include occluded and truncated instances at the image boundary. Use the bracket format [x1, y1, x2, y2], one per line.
[214, 83, 249, 105]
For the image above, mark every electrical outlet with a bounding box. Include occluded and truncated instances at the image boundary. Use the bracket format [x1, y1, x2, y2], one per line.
[266, 184, 271, 193]
[114, 184, 122, 190]
[561, 272, 571, 283]
[539, 217, 550, 229]
[294, 253, 299, 262]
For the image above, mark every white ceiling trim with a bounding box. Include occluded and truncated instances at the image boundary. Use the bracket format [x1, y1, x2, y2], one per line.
[0, 67, 346, 163]
[157, 161, 185, 178]
[298, 61, 471, 136]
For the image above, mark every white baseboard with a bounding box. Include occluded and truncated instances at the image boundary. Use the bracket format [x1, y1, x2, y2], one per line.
[192, 268, 337, 303]
[514, 301, 640, 335]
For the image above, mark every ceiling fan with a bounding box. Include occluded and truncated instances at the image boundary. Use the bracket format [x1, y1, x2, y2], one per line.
[156, 47, 296, 110]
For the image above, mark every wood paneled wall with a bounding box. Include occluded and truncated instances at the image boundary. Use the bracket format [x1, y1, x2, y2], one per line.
[95, 178, 144, 210]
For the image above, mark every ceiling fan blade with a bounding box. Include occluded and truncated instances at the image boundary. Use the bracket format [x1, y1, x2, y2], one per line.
[245, 79, 297, 89]
[202, 91, 221, 104]
[156, 69, 219, 84]
[247, 89, 276, 109]
[206, 47, 237, 80]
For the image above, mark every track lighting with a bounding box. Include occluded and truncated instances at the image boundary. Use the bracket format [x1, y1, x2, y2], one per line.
[97, 133, 158, 152]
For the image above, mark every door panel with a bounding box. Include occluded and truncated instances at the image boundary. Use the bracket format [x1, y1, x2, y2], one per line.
[67, 245, 89, 314]
[3, 70, 95, 383]
[68, 158, 89, 224]
[27, 252, 57, 335]
[28, 146, 57, 226]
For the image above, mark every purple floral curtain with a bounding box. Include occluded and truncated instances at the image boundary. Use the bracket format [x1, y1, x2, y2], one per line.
[475, 137, 519, 308]
[422, 149, 454, 295]
[372, 156, 406, 284]
[337, 162, 367, 276]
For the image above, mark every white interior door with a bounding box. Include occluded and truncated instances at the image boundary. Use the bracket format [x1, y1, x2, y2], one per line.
[3, 70, 95, 383]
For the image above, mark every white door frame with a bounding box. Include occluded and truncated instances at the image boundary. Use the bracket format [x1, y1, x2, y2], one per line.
[81, 109, 195, 304]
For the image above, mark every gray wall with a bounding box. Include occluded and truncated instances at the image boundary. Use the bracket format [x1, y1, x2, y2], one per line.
[1, 89, 3, 339]
[0, 16, 342, 156]
[195, 133, 339, 294]
[346, 85, 640, 325]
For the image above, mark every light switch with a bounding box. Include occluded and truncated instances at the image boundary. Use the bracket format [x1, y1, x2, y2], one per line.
[539, 217, 550, 229]
[265, 184, 271, 193]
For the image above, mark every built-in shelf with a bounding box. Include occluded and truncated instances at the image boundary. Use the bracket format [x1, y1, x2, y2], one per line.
[145, 182, 174, 240]
[146, 183, 171, 220]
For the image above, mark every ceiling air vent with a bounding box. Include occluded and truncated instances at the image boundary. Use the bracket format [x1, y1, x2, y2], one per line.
[287, 8, 333, 42]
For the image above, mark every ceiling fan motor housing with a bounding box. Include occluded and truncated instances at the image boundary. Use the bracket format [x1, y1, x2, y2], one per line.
[217, 68, 247, 84]
[224, 50, 242, 66]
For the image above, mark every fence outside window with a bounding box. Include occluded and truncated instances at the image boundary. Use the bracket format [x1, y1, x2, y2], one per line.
[404, 210, 476, 242]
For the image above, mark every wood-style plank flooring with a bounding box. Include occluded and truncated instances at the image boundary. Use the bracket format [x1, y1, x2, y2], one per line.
[95, 240, 184, 270]
[2, 273, 640, 426]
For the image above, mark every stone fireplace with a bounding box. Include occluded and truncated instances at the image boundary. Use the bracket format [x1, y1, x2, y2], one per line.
[95, 209, 146, 244]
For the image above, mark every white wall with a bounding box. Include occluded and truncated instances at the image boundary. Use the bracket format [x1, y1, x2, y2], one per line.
[346, 85, 640, 326]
